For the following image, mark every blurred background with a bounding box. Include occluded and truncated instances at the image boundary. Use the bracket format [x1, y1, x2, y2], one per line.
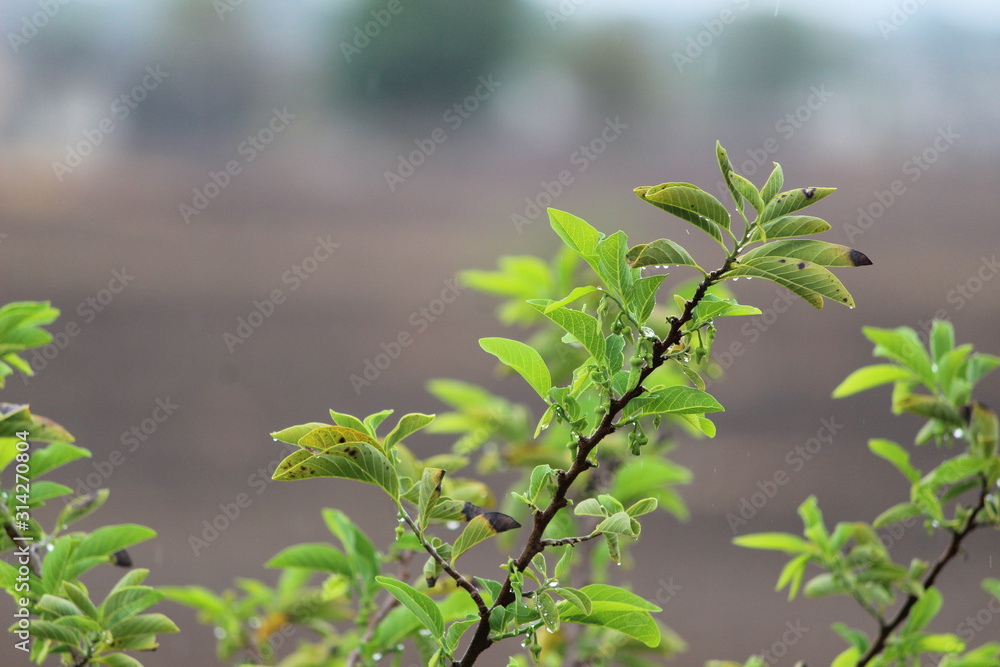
[3, 0, 1000, 664]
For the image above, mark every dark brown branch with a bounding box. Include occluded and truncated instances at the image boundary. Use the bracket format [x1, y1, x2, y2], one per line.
[454, 261, 733, 666]
[857, 480, 989, 666]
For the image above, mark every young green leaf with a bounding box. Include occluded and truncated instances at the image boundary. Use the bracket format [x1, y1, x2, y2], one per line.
[868, 438, 920, 483]
[626, 239, 703, 272]
[270, 422, 329, 446]
[630, 274, 668, 325]
[479, 337, 552, 398]
[556, 584, 662, 647]
[418, 467, 446, 531]
[328, 410, 370, 435]
[833, 364, 915, 398]
[596, 231, 635, 303]
[622, 386, 724, 419]
[548, 208, 603, 260]
[863, 326, 935, 389]
[544, 286, 599, 313]
[265, 543, 353, 576]
[733, 532, 812, 553]
[527, 302, 606, 364]
[375, 576, 445, 638]
[728, 171, 765, 213]
[716, 142, 744, 212]
[760, 162, 784, 203]
[902, 586, 943, 635]
[554, 587, 593, 615]
[384, 413, 436, 450]
[634, 183, 727, 247]
[750, 215, 832, 241]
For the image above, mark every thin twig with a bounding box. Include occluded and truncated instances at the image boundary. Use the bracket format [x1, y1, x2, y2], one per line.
[454, 260, 733, 666]
[857, 480, 989, 666]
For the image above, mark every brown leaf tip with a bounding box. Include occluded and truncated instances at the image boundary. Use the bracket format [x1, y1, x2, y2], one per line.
[848, 249, 873, 266]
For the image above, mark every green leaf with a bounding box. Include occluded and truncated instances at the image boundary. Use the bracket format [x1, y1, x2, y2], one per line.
[914, 634, 965, 654]
[528, 464, 555, 506]
[629, 274, 668, 325]
[62, 582, 100, 621]
[758, 187, 835, 225]
[833, 364, 915, 398]
[733, 533, 812, 554]
[596, 231, 635, 302]
[107, 613, 179, 639]
[384, 413, 435, 450]
[626, 498, 658, 517]
[751, 215, 832, 241]
[25, 442, 89, 479]
[760, 163, 784, 203]
[930, 320, 955, 363]
[574, 497, 606, 517]
[716, 142, 744, 212]
[863, 326, 935, 389]
[375, 576, 445, 637]
[37, 593, 84, 617]
[537, 591, 560, 633]
[56, 489, 110, 530]
[557, 584, 661, 647]
[741, 240, 871, 267]
[727, 257, 855, 309]
[328, 410, 370, 435]
[634, 183, 728, 246]
[831, 648, 861, 667]
[873, 502, 923, 528]
[903, 587, 942, 635]
[299, 424, 384, 454]
[692, 294, 762, 322]
[776, 553, 811, 599]
[273, 442, 399, 500]
[626, 239, 702, 272]
[548, 208, 603, 259]
[265, 543, 353, 576]
[622, 386, 724, 418]
[479, 337, 552, 398]
[76, 525, 156, 561]
[596, 511, 638, 538]
[28, 619, 82, 644]
[544, 286, 599, 313]
[270, 422, 329, 446]
[728, 171, 765, 213]
[527, 302, 605, 364]
[451, 512, 520, 564]
[554, 587, 593, 615]
[868, 438, 920, 483]
[321, 508, 379, 584]
[418, 467, 446, 531]
[101, 586, 164, 628]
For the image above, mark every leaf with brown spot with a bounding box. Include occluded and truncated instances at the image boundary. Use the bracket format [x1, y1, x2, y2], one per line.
[740, 240, 872, 267]
[451, 512, 521, 565]
[273, 442, 399, 500]
[726, 257, 857, 309]
[758, 187, 835, 225]
[298, 425, 385, 454]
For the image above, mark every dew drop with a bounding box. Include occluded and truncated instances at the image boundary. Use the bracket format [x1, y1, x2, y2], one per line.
[550, 579, 559, 587]
[953, 429, 963, 438]
[446, 520, 460, 530]
[373, 653, 383, 662]
[213, 627, 227, 640]
[545, 626, 555, 634]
